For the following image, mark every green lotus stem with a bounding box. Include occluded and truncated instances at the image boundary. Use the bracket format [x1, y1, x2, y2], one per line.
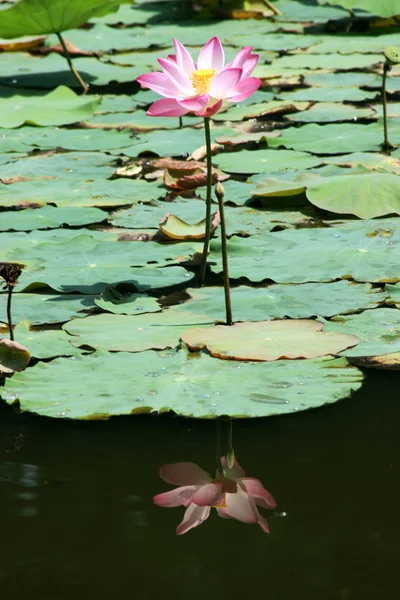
[382, 62, 391, 152]
[179, 116, 183, 129]
[199, 116, 213, 286]
[6, 285, 14, 341]
[56, 32, 88, 94]
[215, 182, 233, 326]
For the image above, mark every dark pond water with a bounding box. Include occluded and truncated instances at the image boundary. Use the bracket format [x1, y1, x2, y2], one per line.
[0, 369, 399, 599]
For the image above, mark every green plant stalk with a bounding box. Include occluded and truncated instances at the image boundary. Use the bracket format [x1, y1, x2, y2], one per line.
[216, 186, 233, 326]
[382, 63, 391, 152]
[6, 285, 14, 341]
[199, 116, 212, 286]
[56, 32, 88, 94]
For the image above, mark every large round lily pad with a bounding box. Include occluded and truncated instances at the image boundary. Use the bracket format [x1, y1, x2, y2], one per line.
[1, 350, 363, 419]
[0, 292, 96, 325]
[181, 320, 359, 362]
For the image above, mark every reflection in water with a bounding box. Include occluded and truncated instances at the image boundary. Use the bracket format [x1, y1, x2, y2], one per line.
[0, 369, 399, 599]
[154, 421, 277, 534]
[154, 456, 277, 534]
[0, 461, 41, 518]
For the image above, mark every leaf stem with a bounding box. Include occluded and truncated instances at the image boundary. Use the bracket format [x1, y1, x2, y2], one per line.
[199, 116, 212, 286]
[6, 285, 14, 341]
[56, 32, 88, 94]
[264, 0, 281, 16]
[215, 183, 233, 326]
[382, 63, 392, 153]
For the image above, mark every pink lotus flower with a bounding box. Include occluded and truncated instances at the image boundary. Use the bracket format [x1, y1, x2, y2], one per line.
[153, 458, 276, 535]
[137, 37, 261, 118]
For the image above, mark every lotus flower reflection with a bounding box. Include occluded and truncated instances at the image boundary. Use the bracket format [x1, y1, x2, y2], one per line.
[137, 37, 261, 118]
[154, 458, 276, 535]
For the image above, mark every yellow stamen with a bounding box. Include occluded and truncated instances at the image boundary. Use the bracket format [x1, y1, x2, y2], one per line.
[190, 68, 217, 95]
[214, 497, 227, 509]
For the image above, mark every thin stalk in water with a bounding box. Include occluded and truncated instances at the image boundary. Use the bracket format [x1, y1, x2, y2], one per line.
[56, 32, 88, 94]
[199, 116, 213, 286]
[215, 182, 233, 325]
[382, 62, 391, 152]
[6, 285, 14, 341]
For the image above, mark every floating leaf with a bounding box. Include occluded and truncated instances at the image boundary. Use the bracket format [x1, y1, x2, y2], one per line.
[1, 350, 363, 419]
[63, 312, 212, 352]
[94, 286, 160, 315]
[306, 172, 400, 218]
[0, 0, 129, 38]
[323, 308, 400, 358]
[169, 282, 387, 322]
[317, 0, 400, 19]
[0, 86, 100, 128]
[0, 338, 30, 373]
[0, 292, 96, 325]
[182, 320, 359, 362]
[209, 224, 400, 284]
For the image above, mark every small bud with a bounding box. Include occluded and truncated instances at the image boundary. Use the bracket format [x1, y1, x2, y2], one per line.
[215, 181, 225, 202]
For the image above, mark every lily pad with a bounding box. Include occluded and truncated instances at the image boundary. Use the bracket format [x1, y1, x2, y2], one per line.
[182, 320, 359, 362]
[1, 234, 199, 293]
[63, 311, 212, 352]
[317, 0, 400, 18]
[0, 292, 96, 325]
[0, 205, 107, 231]
[306, 172, 400, 218]
[270, 121, 400, 154]
[168, 282, 387, 322]
[0, 337, 30, 373]
[2, 320, 80, 359]
[323, 308, 400, 358]
[286, 102, 375, 123]
[1, 350, 363, 419]
[386, 283, 400, 307]
[214, 149, 322, 174]
[208, 224, 400, 284]
[0, 86, 100, 128]
[0, 0, 128, 37]
[94, 286, 160, 315]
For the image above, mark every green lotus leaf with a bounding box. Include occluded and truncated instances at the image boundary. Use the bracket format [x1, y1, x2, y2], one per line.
[317, 0, 400, 18]
[0, 293, 96, 326]
[168, 282, 387, 322]
[386, 283, 400, 307]
[209, 224, 400, 284]
[2, 320, 80, 359]
[323, 308, 400, 358]
[94, 286, 160, 315]
[0, 0, 129, 38]
[268, 121, 400, 154]
[63, 311, 212, 352]
[1, 234, 198, 293]
[214, 149, 322, 174]
[306, 172, 400, 218]
[0, 86, 100, 129]
[1, 350, 363, 419]
[0, 206, 107, 231]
